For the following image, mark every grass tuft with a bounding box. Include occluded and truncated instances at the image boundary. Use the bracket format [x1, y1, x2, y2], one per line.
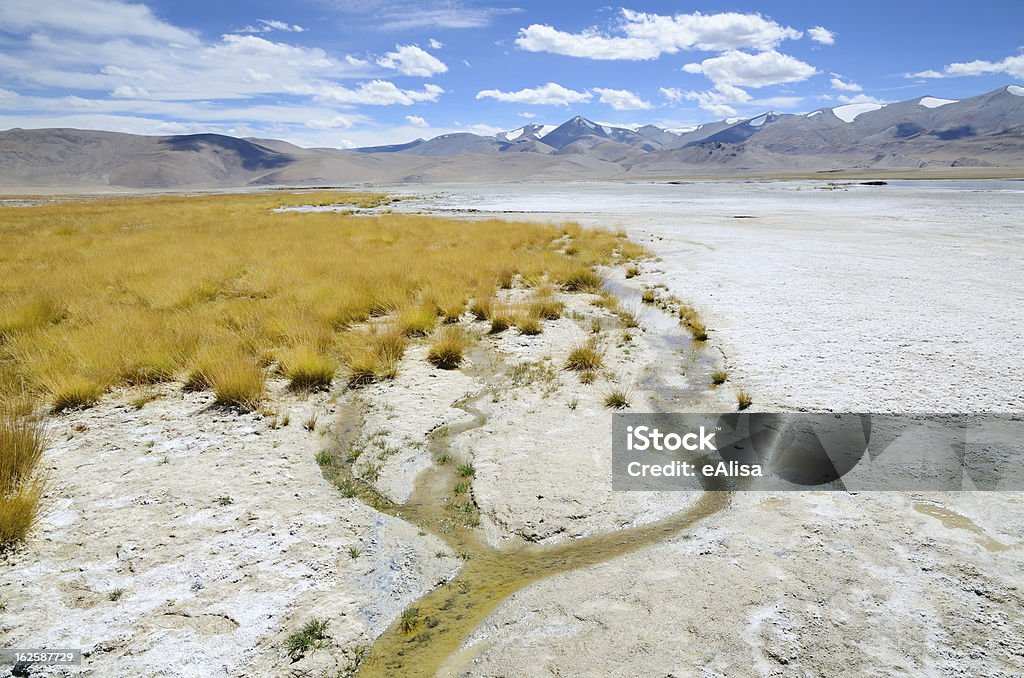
[286, 618, 331, 659]
[427, 327, 470, 370]
[737, 389, 753, 410]
[603, 388, 631, 409]
[47, 375, 104, 413]
[565, 340, 604, 372]
[625, 265, 640, 279]
[398, 607, 421, 634]
[515, 314, 543, 336]
[281, 347, 335, 392]
[0, 414, 47, 548]
[556, 267, 604, 293]
[711, 370, 728, 386]
[209, 358, 265, 411]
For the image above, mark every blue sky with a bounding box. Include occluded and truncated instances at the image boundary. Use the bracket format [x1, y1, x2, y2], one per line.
[0, 0, 1021, 147]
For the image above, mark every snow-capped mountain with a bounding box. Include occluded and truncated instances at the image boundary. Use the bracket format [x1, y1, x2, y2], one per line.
[1, 86, 1022, 188]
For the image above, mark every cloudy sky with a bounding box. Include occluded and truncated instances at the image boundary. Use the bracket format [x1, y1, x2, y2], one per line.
[1, 0, 1021, 147]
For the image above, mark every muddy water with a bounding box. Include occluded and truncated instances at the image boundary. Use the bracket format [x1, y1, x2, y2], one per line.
[332, 309, 730, 677]
[913, 502, 1010, 552]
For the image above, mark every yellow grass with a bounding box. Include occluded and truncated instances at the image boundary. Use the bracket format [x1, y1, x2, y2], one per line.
[426, 326, 471, 369]
[0, 192, 644, 412]
[565, 340, 604, 371]
[0, 413, 47, 547]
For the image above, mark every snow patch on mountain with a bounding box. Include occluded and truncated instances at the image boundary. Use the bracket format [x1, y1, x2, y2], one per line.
[805, 110, 822, 118]
[1008, 85, 1024, 96]
[832, 102, 884, 123]
[919, 97, 957, 108]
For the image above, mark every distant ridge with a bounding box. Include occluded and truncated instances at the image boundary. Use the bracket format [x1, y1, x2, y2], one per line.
[1, 85, 1023, 189]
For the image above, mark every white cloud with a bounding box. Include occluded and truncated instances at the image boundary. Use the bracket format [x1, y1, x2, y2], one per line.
[377, 44, 448, 77]
[476, 82, 592, 106]
[238, 19, 306, 33]
[807, 26, 835, 45]
[464, 123, 505, 136]
[683, 50, 817, 88]
[837, 93, 887, 104]
[593, 87, 652, 110]
[0, 0, 197, 44]
[428, 38, 444, 49]
[303, 81, 444, 106]
[910, 53, 1024, 79]
[375, 5, 521, 31]
[516, 9, 802, 60]
[305, 115, 355, 129]
[660, 87, 685, 103]
[674, 84, 752, 117]
[518, 111, 537, 119]
[405, 114, 429, 127]
[830, 75, 862, 91]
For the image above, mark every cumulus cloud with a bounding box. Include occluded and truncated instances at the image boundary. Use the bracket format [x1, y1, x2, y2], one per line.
[593, 87, 652, 110]
[807, 26, 835, 45]
[405, 114, 429, 127]
[476, 82, 592, 106]
[830, 74, 862, 91]
[683, 50, 817, 88]
[516, 9, 802, 60]
[910, 53, 1024, 79]
[672, 84, 752, 116]
[377, 44, 448, 77]
[238, 19, 306, 33]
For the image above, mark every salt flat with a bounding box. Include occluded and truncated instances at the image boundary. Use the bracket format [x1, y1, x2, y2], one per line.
[393, 180, 1024, 413]
[386, 180, 1024, 677]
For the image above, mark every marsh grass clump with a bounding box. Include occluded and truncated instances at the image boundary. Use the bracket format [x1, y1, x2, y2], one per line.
[515, 315, 543, 336]
[625, 265, 640, 279]
[641, 289, 657, 304]
[711, 370, 728, 386]
[427, 327, 470, 370]
[344, 329, 406, 386]
[603, 388, 631, 409]
[398, 607, 421, 634]
[0, 414, 48, 547]
[281, 347, 335, 392]
[677, 304, 709, 342]
[528, 297, 563, 321]
[397, 304, 439, 338]
[469, 296, 494, 321]
[579, 370, 597, 384]
[737, 389, 753, 410]
[209, 359, 265, 411]
[46, 375, 104, 414]
[556, 267, 605, 293]
[456, 462, 476, 478]
[286, 618, 331, 659]
[565, 340, 604, 372]
[488, 309, 514, 334]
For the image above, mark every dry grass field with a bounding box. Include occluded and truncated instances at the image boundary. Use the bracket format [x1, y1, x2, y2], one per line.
[0, 190, 643, 547]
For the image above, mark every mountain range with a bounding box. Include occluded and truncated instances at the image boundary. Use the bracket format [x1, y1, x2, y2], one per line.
[2, 85, 1023, 190]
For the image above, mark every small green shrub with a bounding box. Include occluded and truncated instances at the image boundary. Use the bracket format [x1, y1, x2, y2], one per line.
[286, 618, 331, 659]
